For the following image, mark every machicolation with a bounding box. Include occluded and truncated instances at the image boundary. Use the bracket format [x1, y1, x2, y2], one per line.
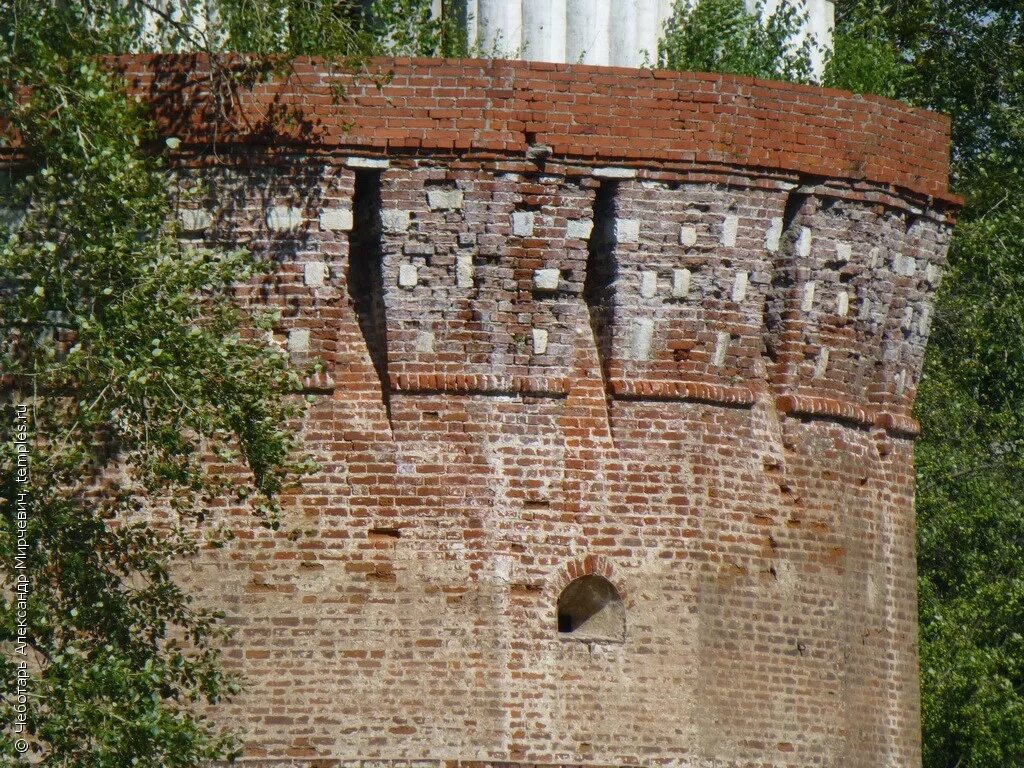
[27, 55, 961, 767]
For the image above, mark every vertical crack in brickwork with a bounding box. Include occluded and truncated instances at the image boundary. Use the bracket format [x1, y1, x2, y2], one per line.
[584, 181, 618, 399]
[347, 168, 391, 422]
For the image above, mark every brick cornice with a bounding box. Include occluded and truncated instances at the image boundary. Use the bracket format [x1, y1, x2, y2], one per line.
[36, 54, 961, 207]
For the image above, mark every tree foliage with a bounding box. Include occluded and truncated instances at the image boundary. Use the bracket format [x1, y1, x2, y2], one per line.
[0, 0, 493, 762]
[664, 3, 1024, 765]
[657, 0, 815, 83]
[0, 0, 466, 763]
[3, 0, 1021, 765]
[827, 3, 1024, 767]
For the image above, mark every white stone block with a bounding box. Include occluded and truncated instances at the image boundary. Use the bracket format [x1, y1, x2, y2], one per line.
[615, 218, 639, 243]
[346, 156, 390, 169]
[456, 255, 474, 288]
[672, 268, 691, 299]
[925, 263, 941, 285]
[813, 348, 830, 379]
[304, 261, 327, 288]
[837, 290, 849, 317]
[918, 305, 931, 336]
[266, 205, 303, 231]
[319, 207, 353, 231]
[836, 242, 852, 262]
[766, 217, 783, 252]
[680, 225, 698, 247]
[632, 318, 654, 360]
[802, 281, 816, 312]
[859, 295, 872, 320]
[797, 226, 812, 257]
[427, 189, 463, 210]
[592, 166, 637, 179]
[639, 270, 657, 299]
[533, 268, 560, 291]
[895, 253, 917, 277]
[179, 208, 211, 232]
[721, 215, 739, 247]
[731, 271, 748, 303]
[415, 331, 434, 353]
[869, 246, 881, 268]
[287, 329, 310, 354]
[511, 211, 535, 237]
[398, 263, 419, 288]
[567, 219, 593, 240]
[902, 306, 914, 331]
[532, 328, 549, 355]
[381, 209, 410, 233]
[713, 331, 730, 367]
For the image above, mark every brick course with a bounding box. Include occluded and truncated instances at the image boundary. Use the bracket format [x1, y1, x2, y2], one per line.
[4, 57, 959, 768]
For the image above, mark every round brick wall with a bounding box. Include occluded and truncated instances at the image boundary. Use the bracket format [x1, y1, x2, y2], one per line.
[11, 57, 959, 768]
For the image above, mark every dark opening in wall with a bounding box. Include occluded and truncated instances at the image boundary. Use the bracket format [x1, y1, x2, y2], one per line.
[557, 574, 625, 642]
[347, 169, 390, 418]
[764, 190, 812, 370]
[584, 181, 618, 391]
[781, 189, 809, 235]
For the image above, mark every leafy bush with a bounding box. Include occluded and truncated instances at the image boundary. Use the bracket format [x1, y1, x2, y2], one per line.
[657, 0, 815, 83]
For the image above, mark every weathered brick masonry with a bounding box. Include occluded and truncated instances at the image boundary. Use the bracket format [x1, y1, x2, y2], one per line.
[68, 57, 967, 767]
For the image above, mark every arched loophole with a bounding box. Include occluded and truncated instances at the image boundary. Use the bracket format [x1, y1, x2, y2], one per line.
[556, 574, 624, 642]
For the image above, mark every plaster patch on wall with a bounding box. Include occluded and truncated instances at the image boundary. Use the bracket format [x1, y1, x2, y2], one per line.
[320, 207, 354, 231]
[672, 268, 691, 299]
[721, 215, 739, 247]
[732, 271, 748, 303]
[593, 167, 637, 179]
[287, 328, 310, 355]
[347, 156, 390, 169]
[640, 270, 657, 299]
[533, 268, 561, 291]
[798, 226, 812, 257]
[415, 331, 435, 353]
[304, 261, 327, 288]
[802, 281, 816, 312]
[713, 331, 730, 367]
[179, 208, 211, 232]
[266, 205, 303, 231]
[766, 217, 783, 252]
[632, 318, 654, 360]
[532, 328, 549, 355]
[567, 219, 594, 240]
[456, 255, 474, 288]
[427, 189, 464, 210]
[381, 209, 411, 233]
[837, 291, 849, 317]
[398, 263, 419, 288]
[615, 219, 640, 243]
[813, 348, 829, 379]
[512, 211, 535, 237]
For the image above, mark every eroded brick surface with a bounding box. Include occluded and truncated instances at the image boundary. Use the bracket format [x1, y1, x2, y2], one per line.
[5, 57, 961, 768]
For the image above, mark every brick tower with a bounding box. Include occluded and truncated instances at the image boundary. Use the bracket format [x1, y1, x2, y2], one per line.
[113, 37, 958, 768]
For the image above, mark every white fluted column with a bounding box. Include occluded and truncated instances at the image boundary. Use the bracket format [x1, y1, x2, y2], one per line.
[566, 0, 611, 65]
[523, 0, 567, 62]
[477, 0, 522, 57]
[609, 0, 640, 67]
[457, 0, 834, 77]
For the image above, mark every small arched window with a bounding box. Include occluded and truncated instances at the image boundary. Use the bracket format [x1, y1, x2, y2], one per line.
[556, 574, 625, 642]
